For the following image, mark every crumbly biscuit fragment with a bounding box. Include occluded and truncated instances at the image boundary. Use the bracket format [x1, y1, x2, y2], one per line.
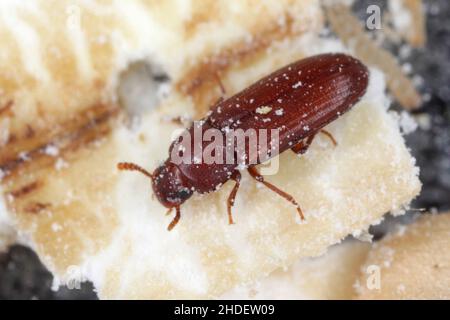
[222, 241, 370, 300]
[356, 213, 450, 299]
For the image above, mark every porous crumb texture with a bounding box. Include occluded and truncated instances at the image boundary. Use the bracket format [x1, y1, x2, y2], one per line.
[222, 240, 370, 300]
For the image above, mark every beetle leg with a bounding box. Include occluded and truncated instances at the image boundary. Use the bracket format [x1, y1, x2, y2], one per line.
[247, 166, 304, 220]
[205, 74, 227, 113]
[320, 129, 337, 146]
[291, 134, 315, 155]
[226, 171, 242, 225]
[213, 96, 224, 106]
[214, 71, 227, 96]
[207, 72, 227, 111]
[291, 130, 337, 155]
[167, 206, 181, 231]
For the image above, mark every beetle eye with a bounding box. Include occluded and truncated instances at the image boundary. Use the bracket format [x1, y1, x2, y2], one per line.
[177, 189, 191, 200]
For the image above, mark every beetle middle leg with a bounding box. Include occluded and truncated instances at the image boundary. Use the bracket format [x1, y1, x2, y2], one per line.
[247, 166, 304, 220]
[291, 134, 315, 155]
[226, 170, 242, 225]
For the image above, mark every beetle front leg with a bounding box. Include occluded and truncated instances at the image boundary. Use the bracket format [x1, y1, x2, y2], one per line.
[226, 170, 242, 225]
[247, 166, 304, 220]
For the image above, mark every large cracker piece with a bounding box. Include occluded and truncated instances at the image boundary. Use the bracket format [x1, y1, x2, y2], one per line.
[0, 1, 420, 299]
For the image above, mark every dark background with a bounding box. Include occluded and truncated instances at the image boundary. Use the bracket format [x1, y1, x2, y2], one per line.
[1, 0, 449, 300]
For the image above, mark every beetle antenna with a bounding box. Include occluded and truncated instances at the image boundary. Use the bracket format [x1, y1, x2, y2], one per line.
[117, 162, 154, 181]
[167, 206, 181, 231]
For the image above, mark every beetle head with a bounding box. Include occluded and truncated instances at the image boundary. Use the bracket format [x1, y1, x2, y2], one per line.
[152, 161, 193, 208]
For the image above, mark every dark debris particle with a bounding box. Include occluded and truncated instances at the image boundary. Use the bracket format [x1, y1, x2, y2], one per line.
[0, 245, 97, 300]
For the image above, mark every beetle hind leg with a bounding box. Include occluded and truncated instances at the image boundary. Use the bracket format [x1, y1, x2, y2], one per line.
[320, 129, 337, 146]
[247, 167, 304, 220]
[226, 171, 242, 225]
[291, 134, 315, 155]
[291, 130, 337, 155]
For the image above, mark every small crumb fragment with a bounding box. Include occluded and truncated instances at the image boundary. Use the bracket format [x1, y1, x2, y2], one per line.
[44, 145, 60, 157]
[52, 223, 63, 232]
[414, 113, 431, 131]
[394, 111, 418, 134]
[292, 81, 302, 89]
[55, 158, 68, 171]
[256, 106, 272, 114]
[19, 152, 30, 161]
[352, 229, 373, 242]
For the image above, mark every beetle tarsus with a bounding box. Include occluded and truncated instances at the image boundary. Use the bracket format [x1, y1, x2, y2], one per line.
[247, 166, 305, 220]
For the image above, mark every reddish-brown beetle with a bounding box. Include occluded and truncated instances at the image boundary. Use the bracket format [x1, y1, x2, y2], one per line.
[118, 53, 369, 230]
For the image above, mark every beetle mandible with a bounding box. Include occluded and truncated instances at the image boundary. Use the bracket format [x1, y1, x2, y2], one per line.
[118, 53, 369, 230]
